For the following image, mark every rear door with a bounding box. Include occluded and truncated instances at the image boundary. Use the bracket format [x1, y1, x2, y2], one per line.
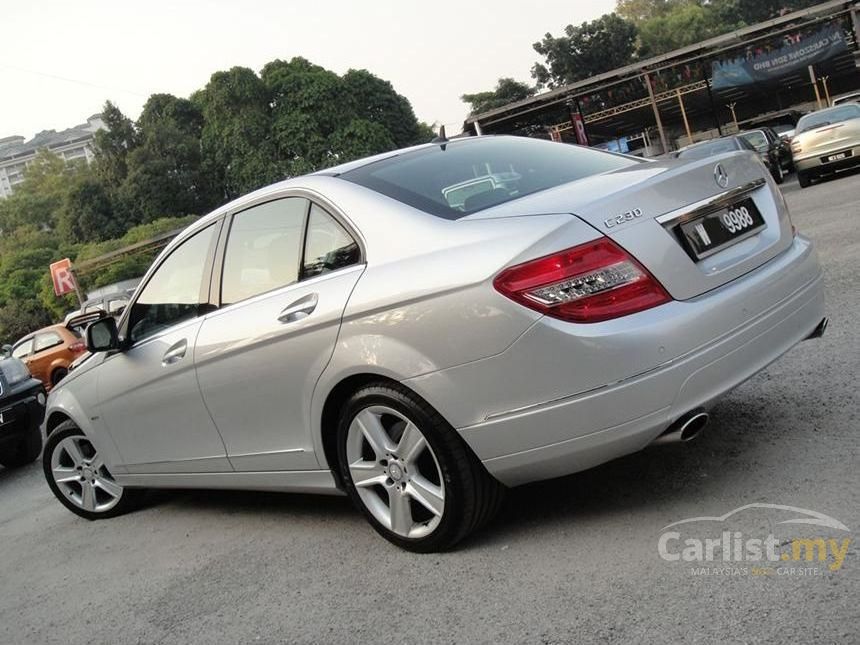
[195, 196, 364, 471]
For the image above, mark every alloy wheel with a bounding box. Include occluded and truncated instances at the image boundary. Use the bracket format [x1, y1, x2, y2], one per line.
[49, 435, 123, 513]
[346, 405, 445, 539]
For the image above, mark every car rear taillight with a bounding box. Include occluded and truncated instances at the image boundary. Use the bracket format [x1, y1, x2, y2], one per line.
[493, 238, 672, 323]
[791, 141, 802, 154]
[69, 341, 86, 354]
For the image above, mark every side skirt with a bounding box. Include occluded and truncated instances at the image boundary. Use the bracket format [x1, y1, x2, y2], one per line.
[115, 469, 344, 495]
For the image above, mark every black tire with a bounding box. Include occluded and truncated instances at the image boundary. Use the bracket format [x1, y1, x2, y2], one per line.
[772, 164, 784, 184]
[797, 170, 811, 188]
[50, 367, 68, 386]
[43, 421, 141, 520]
[0, 424, 42, 468]
[336, 383, 505, 552]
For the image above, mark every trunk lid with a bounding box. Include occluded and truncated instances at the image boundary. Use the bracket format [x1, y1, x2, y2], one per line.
[466, 151, 793, 301]
[793, 116, 860, 160]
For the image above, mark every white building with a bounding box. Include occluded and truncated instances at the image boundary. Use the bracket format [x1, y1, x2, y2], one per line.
[0, 114, 105, 198]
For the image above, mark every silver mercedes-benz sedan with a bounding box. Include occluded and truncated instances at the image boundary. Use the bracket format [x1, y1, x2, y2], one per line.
[42, 136, 826, 551]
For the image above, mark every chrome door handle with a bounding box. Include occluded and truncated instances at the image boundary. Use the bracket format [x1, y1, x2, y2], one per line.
[162, 339, 187, 365]
[278, 293, 318, 323]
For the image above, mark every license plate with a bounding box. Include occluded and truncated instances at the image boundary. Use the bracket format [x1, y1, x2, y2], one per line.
[826, 152, 849, 162]
[677, 198, 765, 260]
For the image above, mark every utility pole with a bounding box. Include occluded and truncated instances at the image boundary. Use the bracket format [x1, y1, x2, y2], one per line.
[820, 75, 832, 107]
[727, 103, 739, 131]
[644, 73, 669, 154]
[808, 65, 822, 110]
[676, 89, 692, 143]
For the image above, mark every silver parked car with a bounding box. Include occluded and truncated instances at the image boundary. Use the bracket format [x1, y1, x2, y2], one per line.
[791, 103, 860, 188]
[42, 136, 826, 551]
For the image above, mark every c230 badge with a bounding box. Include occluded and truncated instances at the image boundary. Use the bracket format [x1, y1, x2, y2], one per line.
[604, 207, 643, 229]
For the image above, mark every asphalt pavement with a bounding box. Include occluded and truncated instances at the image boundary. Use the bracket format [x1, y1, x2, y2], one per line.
[1, 169, 858, 645]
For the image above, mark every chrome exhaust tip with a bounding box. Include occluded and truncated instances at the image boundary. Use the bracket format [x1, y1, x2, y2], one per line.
[652, 410, 709, 445]
[805, 317, 828, 340]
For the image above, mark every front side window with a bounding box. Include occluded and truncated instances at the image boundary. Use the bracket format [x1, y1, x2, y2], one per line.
[302, 205, 360, 279]
[34, 332, 63, 353]
[12, 339, 33, 359]
[128, 224, 217, 343]
[221, 198, 308, 305]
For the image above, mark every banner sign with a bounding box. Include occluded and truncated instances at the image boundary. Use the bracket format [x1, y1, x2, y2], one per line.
[711, 26, 848, 90]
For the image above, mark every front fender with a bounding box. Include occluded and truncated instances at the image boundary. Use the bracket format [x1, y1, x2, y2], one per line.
[44, 387, 127, 475]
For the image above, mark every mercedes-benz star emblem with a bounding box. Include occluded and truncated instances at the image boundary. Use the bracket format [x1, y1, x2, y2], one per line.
[714, 163, 729, 188]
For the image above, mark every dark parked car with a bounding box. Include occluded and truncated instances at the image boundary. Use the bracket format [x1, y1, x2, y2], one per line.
[739, 127, 793, 175]
[676, 135, 785, 184]
[0, 357, 46, 468]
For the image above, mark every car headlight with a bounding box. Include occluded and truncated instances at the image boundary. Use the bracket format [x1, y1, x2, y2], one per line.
[0, 357, 31, 386]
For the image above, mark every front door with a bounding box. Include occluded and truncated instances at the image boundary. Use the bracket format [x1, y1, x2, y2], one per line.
[195, 198, 363, 471]
[96, 222, 229, 473]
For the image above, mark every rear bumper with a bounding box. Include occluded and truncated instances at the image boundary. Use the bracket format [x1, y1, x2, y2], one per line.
[445, 236, 824, 486]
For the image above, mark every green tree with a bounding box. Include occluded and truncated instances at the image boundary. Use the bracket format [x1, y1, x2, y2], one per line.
[532, 13, 638, 88]
[636, 2, 729, 56]
[341, 68, 425, 147]
[92, 101, 138, 194]
[461, 78, 536, 116]
[616, 0, 681, 23]
[196, 67, 278, 199]
[58, 179, 123, 243]
[120, 94, 216, 223]
[0, 150, 89, 232]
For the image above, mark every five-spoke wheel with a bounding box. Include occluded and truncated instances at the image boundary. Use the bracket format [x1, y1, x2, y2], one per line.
[337, 383, 504, 551]
[347, 405, 446, 539]
[43, 421, 140, 520]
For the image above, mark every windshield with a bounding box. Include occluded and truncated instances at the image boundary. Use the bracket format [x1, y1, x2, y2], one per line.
[796, 105, 860, 133]
[339, 136, 640, 219]
[676, 138, 739, 160]
[739, 131, 768, 150]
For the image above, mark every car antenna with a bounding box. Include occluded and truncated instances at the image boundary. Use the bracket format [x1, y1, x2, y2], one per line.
[431, 125, 449, 150]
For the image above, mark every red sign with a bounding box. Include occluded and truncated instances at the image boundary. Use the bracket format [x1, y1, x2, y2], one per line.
[50, 258, 78, 297]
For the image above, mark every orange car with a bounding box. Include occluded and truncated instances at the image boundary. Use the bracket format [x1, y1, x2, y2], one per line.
[9, 324, 87, 390]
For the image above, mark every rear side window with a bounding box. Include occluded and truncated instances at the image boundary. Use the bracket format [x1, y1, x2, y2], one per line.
[302, 205, 360, 279]
[34, 332, 63, 353]
[339, 136, 639, 219]
[12, 339, 33, 359]
[221, 198, 309, 305]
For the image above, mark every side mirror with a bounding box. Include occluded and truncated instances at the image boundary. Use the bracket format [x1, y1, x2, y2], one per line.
[86, 317, 120, 353]
[1, 344, 11, 358]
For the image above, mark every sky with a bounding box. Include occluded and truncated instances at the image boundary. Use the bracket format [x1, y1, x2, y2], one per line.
[0, 0, 615, 140]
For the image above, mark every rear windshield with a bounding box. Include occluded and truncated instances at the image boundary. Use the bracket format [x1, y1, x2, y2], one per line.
[739, 131, 768, 150]
[676, 138, 740, 160]
[338, 136, 639, 219]
[796, 105, 860, 133]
